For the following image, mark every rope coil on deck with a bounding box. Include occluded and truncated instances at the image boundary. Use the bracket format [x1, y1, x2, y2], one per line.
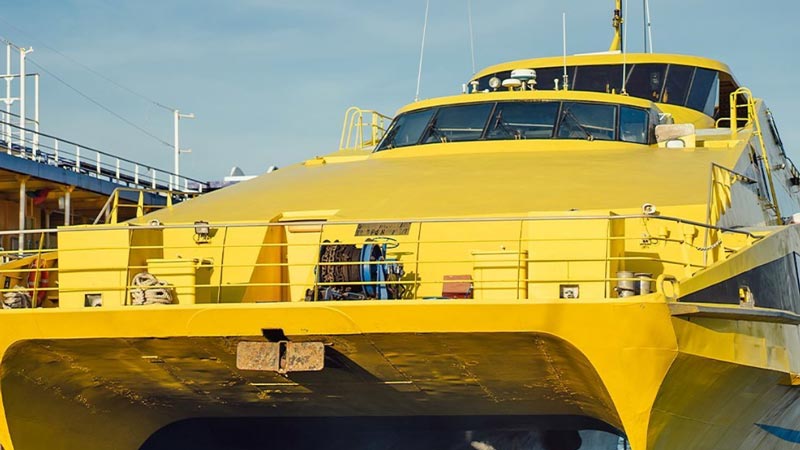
[130, 272, 174, 305]
[2, 286, 32, 309]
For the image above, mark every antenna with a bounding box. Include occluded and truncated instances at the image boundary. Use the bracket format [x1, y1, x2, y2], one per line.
[562, 13, 568, 90]
[415, 0, 431, 102]
[644, 0, 654, 52]
[467, 0, 476, 74]
[621, 0, 628, 94]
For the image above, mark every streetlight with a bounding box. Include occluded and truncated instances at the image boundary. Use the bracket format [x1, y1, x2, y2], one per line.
[173, 109, 194, 190]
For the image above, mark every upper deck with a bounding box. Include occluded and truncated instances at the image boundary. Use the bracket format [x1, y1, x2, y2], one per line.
[469, 52, 738, 122]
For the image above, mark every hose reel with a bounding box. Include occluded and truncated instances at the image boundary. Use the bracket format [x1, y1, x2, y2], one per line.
[307, 237, 405, 301]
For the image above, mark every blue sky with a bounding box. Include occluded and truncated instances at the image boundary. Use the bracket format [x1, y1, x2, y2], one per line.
[1, 0, 799, 181]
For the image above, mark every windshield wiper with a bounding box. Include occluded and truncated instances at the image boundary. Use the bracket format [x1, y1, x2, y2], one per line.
[378, 124, 401, 150]
[561, 107, 595, 141]
[422, 118, 447, 143]
[493, 111, 522, 139]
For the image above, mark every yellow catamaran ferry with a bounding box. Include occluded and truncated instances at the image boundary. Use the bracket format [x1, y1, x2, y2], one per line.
[1, 3, 799, 449]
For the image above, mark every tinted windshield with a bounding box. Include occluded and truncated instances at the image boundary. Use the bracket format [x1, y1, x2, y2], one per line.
[378, 108, 435, 149]
[557, 102, 616, 141]
[473, 63, 721, 115]
[375, 100, 651, 151]
[487, 102, 560, 140]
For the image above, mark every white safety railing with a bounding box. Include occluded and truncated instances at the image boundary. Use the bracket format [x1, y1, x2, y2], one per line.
[0, 116, 208, 193]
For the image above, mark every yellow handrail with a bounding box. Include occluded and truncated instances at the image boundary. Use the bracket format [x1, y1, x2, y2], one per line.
[729, 87, 782, 223]
[339, 106, 392, 150]
[0, 213, 764, 307]
[93, 187, 196, 225]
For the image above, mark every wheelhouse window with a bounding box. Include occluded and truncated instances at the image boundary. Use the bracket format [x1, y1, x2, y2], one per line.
[619, 106, 649, 144]
[662, 64, 693, 106]
[422, 103, 493, 143]
[375, 100, 653, 151]
[573, 65, 625, 94]
[486, 102, 559, 139]
[471, 63, 726, 116]
[377, 108, 435, 149]
[623, 64, 666, 102]
[558, 102, 616, 141]
[687, 68, 719, 117]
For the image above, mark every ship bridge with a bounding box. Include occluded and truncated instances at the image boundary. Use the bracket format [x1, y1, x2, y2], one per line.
[469, 53, 739, 127]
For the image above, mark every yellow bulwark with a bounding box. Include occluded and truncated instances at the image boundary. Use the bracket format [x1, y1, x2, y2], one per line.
[0, 5, 800, 450]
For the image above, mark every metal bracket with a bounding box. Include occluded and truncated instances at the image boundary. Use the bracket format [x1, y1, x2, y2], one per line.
[236, 340, 325, 373]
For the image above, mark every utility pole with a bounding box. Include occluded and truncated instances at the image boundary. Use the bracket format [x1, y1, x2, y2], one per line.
[18, 46, 32, 151]
[172, 109, 194, 190]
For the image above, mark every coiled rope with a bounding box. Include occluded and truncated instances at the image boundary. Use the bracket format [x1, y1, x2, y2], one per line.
[130, 272, 174, 305]
[2, 286, 31, 309]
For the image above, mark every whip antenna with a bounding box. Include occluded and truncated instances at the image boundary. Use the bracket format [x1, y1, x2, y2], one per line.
[562, 13, 568, 90]
[467, 0, 476, 74]
[621, 0, 629, 94]
[415, 0, 431, 101]
[644, 0, 654, 52]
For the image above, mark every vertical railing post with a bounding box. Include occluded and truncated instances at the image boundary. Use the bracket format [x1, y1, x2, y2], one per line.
[18, 47, 31, 151]
[730, 91, 738, 140]
[75, 145, 81, 171]
[151, 169, 157, 189]
[33, 73, 39, 157]
[136, 191, 144, 218]
[96, 152, 101, 175]
[110, 190, 119, 224]
[134, 164, 139, 185]
[17, 175, 28, 254]
[53, 139, 59, 163]
[115, 159, 120, 180]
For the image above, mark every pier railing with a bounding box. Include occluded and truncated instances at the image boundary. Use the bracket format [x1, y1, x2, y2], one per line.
[0, 214, 762, 309]
[0, 118, 208, 193]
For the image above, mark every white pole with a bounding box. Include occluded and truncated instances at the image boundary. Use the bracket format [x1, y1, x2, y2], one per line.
[18, 47, 27, 151]
[173, 109, 179, 187]
[33, 73, 39, 157]
[18, 177, 26, 253]
[173, 109, 194, 190]
[3, 43, 10, 145]
[4, 42, 11, 145]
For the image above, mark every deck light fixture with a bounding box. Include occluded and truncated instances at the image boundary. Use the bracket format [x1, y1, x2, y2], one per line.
[194, 220, 210, 239]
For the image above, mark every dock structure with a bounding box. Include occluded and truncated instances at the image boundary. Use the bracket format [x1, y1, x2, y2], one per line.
[0, 128, 207, 252]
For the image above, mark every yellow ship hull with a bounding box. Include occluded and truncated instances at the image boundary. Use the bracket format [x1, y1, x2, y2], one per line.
[1, 297, 797, 449]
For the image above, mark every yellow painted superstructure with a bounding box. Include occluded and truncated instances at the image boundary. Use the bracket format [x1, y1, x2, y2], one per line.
[1, 9, 800, 449]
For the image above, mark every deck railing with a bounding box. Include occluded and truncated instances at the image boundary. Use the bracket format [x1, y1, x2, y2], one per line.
[0, 118, 208, 193]
[339, 107, 391, 151]
[0, 214, 761, 309]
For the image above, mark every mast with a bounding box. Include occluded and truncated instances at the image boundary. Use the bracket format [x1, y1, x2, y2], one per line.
[609, 0, 623, 52]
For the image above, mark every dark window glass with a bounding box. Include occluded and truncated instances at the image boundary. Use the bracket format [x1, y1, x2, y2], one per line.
[623, 64, 667, 101]
[557, 102, 616, 141]
[474, 67, 575, 92]
[487, 102, 560, 140]
[687, 68, 719, 115]
[573, 65, 625, 94]
[662, 64, 694, 106]
[533, 67, 575, 91]
[620, 106, 649, 144]
[475, 71, 510, 91]
[376, 108, 435, 150]
[422, 103, 493, 143]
